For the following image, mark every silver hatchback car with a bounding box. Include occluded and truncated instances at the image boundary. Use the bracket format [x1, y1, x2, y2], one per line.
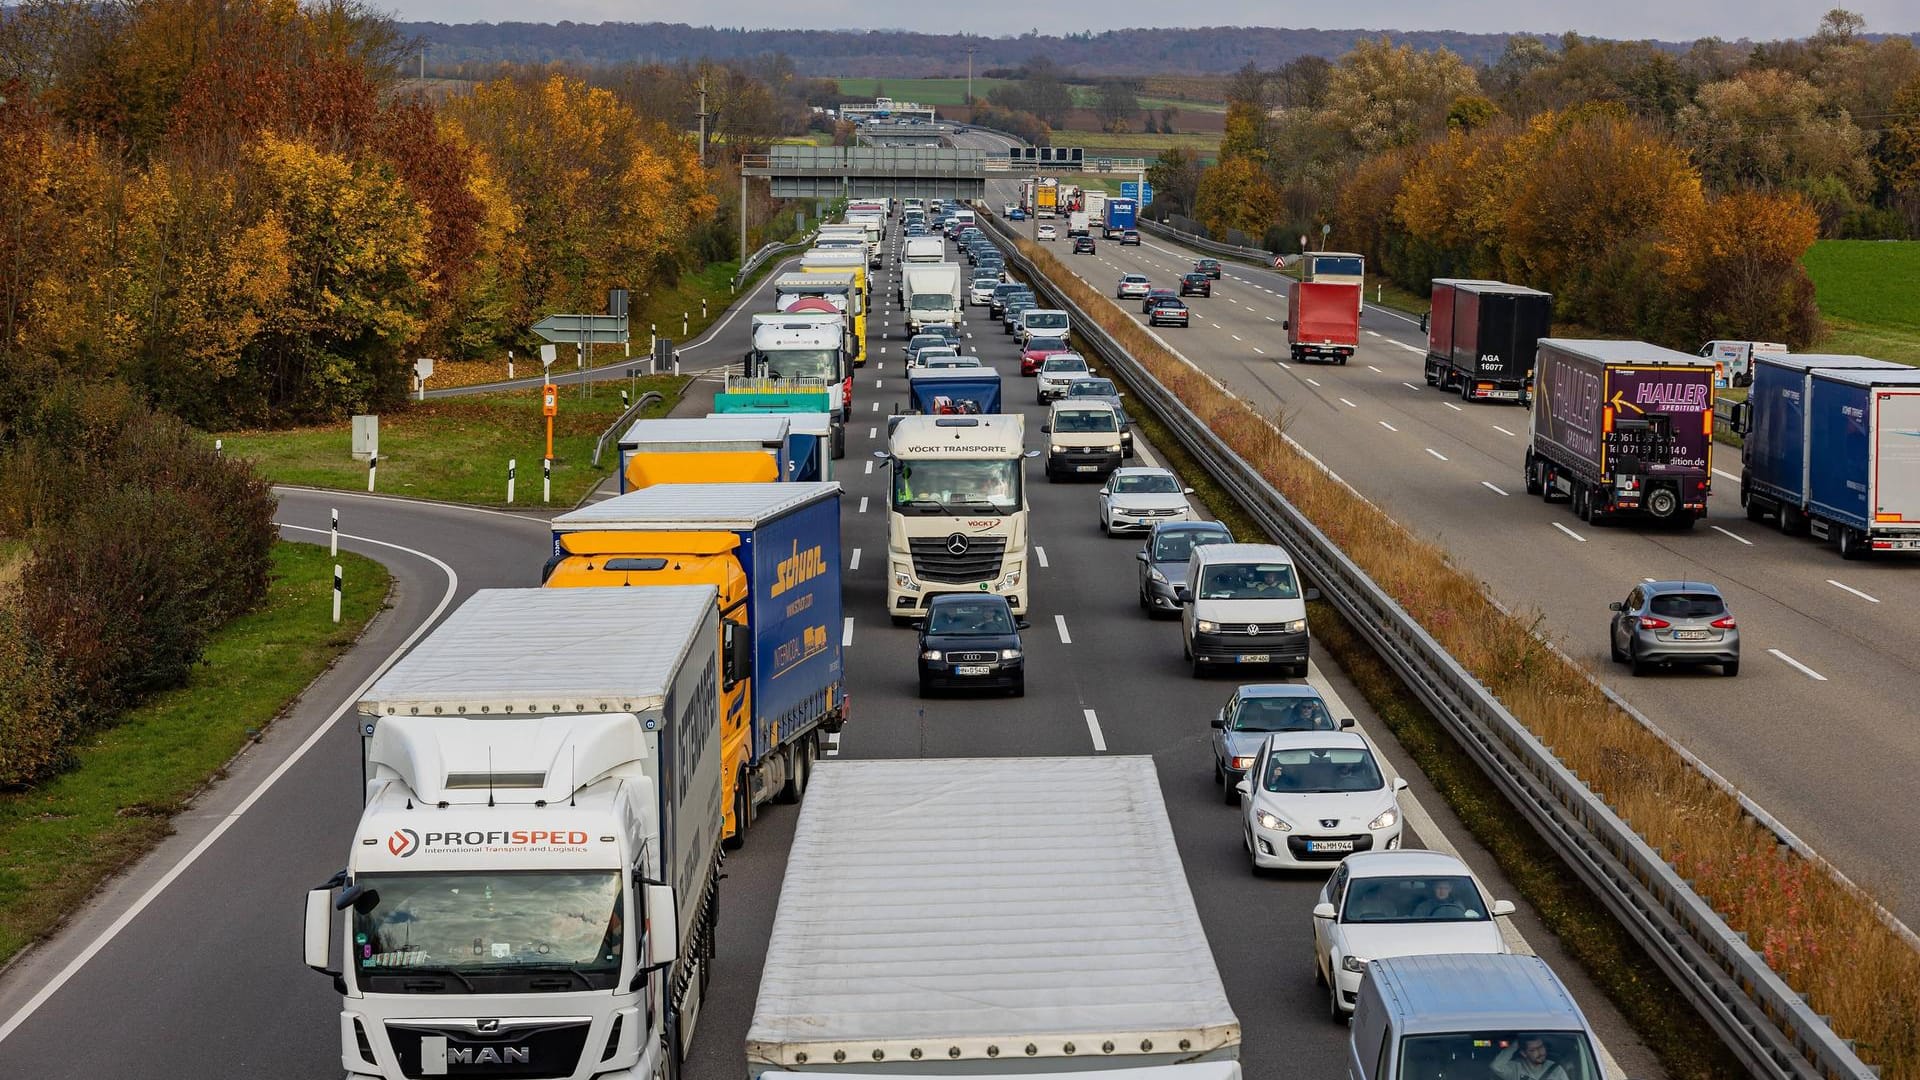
[1608, 581, 1740, 676]
[1135, 520, 1233, 617]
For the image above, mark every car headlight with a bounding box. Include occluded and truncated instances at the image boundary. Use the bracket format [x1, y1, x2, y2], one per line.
[1149, 568, 1168, 584]
[1285, 619, 1308, 633]
[999, 648, 1021, 660]
[921, 649, 942, 661]
[1051, 444, 1067, 453]
[1196, 620, 1220, 633]
[1368, 809, 1399, 830]
[1255, 810, 1290, 832]
[1342, 955, 1371, 974]
[1229, 755, 1255, 770]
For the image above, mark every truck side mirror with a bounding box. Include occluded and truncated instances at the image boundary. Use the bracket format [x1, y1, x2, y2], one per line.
[723, 621, 754, 687]
[1281, 320, 1290, 330]
[645, 883, 679, 967]
[1040, 423, 1052, 434]
[1729, 401, 1751, 436]
[304, 888, 337, 974]
[1176, 586, 1194, 604]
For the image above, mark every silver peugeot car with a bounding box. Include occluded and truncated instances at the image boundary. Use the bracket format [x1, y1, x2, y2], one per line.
[1608, 580, 1740, 676]
[1135, 520, 1232, 617]
[1210, 683, 1353, 803]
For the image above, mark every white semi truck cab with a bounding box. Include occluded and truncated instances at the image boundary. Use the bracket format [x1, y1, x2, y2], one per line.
[748, 314, 852, 452]
[306, 587, 725, 1080]
[876, 414, 1035, 621]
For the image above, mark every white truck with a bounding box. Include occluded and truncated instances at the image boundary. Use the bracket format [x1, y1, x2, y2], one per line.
[1068, 210, 1091, 238]
[878, 413, 1034, 621]
[748, 313, 851, 455]
[903, 263, 963, 335]
[903, 235, 946, 264]
[746, 756, 1241, 1079]
[306, 586, 725, 1080]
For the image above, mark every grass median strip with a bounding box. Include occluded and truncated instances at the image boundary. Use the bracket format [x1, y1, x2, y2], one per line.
[0, 542, 387, 966]
[1013, 230, 1920, 1078]
[215, 377, 688, 507]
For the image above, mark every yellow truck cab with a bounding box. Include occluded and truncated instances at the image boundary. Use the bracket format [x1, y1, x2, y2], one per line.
[543, 482, 847, 848]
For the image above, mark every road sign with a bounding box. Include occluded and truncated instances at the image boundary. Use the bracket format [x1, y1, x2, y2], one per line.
[532, 313, 629, 344]
[1121, 181, 1154, 206]
[542, 385, 558, 417]
[413, 357, 434, 380]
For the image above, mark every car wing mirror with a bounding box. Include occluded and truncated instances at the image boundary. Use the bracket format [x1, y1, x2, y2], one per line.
[1304, 587, 1322, 602]
[1392, 777, 1410, 792]
[1608, 601, 1623, 611]
[1210, 715, 1226, 729]
[1339, 717, 1356, 730]
[1312, 902, 1337, 920]
[1135, 550, 1149, 563]
[1234, 779, 1251, 798]
[1040, 423, 1051, 434]
[908, 619, 925, 630]
[1281, 319, 1290, 330]
[1175, 586, 1194, 604]
[1491, 900, 1517, 917]
[1015, 619, 1031, 630]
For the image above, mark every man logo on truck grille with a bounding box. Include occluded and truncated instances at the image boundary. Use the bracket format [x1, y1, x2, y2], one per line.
[388, 828, 419, 858]
[945, 533, 971, 555]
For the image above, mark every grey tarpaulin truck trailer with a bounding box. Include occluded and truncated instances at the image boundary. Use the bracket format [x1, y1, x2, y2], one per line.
[746, 756, 1241, 1079]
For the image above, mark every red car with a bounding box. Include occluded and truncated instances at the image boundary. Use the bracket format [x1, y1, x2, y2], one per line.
[1021, 340, 1073, 375]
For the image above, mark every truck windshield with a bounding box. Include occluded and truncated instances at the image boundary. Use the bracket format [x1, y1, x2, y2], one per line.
[1053, 410, 1116, 433]
[893, 459, 1021, 512]
[351, 870, 623, 992]
[761, 349, 839, 380]
[910, 293, 951, 313]
[1397, 1032, 1598, 1080]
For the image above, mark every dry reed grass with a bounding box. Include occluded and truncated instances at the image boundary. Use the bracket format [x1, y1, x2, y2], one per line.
[1011, 233, 1920, 1077]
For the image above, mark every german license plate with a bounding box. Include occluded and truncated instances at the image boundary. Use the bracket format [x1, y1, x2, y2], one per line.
[955, 665, 992, 676]
[1076, 465, 1099, 472]
[1238, 654, 1270, 663]
[1307, 840, 1355, 853]
[1673, 630, 1708, 641]
[1489, 389, 1519, 400]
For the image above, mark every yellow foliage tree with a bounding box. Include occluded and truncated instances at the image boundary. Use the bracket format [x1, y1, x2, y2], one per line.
[1321, 37, 1481, 153]
[1674, 190, 1821, 346]
[1194, 156, 1283, 242]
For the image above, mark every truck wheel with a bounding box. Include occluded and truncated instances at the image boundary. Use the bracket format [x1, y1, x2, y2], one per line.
[724, 772, 753, 850]
[777, 742, 807, 804]
[1743, 488, 1766, 522]
[1645, 487, 1678, 519]
[1571, 484, 1589, 521]
[1460, 378, 1474, 402]
[1523, 456, 1543, 496]
[832, 426, 846, 460]
[1838, 526, 1867, 560]
[1779, 504, 1806, 536]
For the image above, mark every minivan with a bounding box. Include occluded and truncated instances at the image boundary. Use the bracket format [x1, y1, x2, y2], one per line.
[1178, 543, 1311, 678]
[1041, 400, 1125, 481]
[1017, 308, 1070, 346]
[1349, 954, 1605, 1080]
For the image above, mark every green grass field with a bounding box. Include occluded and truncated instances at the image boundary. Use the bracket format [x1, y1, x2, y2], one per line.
[217, 378, 688, 506]
[0, 542, 387, 965]
[1059, 130, 1222, 155]
[1803, 239, 1920, 366]
[831, 77, 1016, 105]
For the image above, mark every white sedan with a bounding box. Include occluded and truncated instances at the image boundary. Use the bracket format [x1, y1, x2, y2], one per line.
[1312, 850, 1515, 1020]
[1236, 731, 1406, 872]
[1098, 467, 1195, 535]
[1037, 223, 1058, 241]
[1117, 274, 1151, 299]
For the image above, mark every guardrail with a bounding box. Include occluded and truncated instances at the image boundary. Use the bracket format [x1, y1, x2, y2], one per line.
[980, 210, 1877, 1080]
[1136, 217, 1283, 267]
[733, 231, 817, 290]
[589, 391, 663, 468]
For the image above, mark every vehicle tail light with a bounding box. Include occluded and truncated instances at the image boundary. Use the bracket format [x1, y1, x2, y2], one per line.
[1638, 616, 1670, 630]
[1710, 616, 1736, 629]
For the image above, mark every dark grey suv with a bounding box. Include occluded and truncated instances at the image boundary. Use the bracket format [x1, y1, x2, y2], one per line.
[1608, 581, 1740, 676]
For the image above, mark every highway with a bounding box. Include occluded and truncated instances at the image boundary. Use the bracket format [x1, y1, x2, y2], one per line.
[0, 210, 1662, 1079]
[959, 127, 1920, 926]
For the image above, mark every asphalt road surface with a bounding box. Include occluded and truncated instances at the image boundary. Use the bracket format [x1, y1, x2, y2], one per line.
[0, 213, 1662, 1080]
[961, 129, 1920, 928]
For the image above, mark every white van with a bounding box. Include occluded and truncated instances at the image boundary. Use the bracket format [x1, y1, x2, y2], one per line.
[1042, 400, 1125, 481]
[1177, 543, 1310, 678]
[1017, 308, 1070, 346]
[1349, 954, 1605, 1080]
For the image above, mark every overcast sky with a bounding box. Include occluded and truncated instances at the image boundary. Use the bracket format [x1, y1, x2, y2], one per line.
[388, 1, 1916, 41]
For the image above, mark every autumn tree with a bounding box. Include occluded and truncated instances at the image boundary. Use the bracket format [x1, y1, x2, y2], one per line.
[1672, 190, 1821, 346]
[1319, 38, 1479, 153]
[1675, 69, 1871, 232]
[1878, 75, 1920, 233]
[1146, 145, 1203, 217]
[1194, 157, 1282, 242]
[1095, 79, 1139, 133]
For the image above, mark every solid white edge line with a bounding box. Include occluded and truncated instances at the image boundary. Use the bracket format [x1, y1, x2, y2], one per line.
[1552, 522, 1588, 543]
[842, 617, 855, 647]
[0, 524, 460, 1048]
[1826, 579, 1881, 603]
[1083, 709, 1108, 752]
[1481, 481, 1510, 496]
[1034, 546, 1049, 568]
[1709, 525, 1753, 546]
[1768, 648, 1828, 681]
[848, 548, 861, 571]
[1054, 614, 1072, 644]
[270, 486, 549, 525]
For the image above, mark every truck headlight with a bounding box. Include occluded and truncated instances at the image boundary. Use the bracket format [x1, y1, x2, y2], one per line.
[1196, 620, 1220, 633]
[1342, 955, 1371, 974]
[1255, 810, 1290, 832]
[921, 649, 942, 661]
[1000, 570, 1021, 589]
[895, 572, 920, 592]
[999, 648, 1022, 660]
[1285, 619, 1307, 633]
[1368, 809, 1399, 830]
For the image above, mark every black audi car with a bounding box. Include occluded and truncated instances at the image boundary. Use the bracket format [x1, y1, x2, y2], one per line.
[914, 593, 1029, 697]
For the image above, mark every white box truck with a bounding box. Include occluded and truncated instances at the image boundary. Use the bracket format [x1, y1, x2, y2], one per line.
[903, 263, 963, 334]
[878, 413, 1035, 620]
[903, 236, 946, 264]
[306, 587, 725, 1080]
[746, 756, 1241, 1079]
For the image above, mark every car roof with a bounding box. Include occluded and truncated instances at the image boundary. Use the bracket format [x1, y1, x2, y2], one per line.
[1234, 682, 1325, 700]
[1110, 466, 1174, 478]
[1339, 849, 1473, 879]
[1152, 520, 1229, 538]
[926, 592, 1011, 610]
[1260, 730, 1369, 752]
[1052, 398, 1115, 413]
[1193, 542, 1295, 565]
[1643, 580, 1725, 594]
[1122, 273, 1149, 281]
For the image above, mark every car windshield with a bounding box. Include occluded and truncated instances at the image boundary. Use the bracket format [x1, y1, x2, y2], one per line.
[1198, 562, 1299, 600]
[1342, 875, 1490, 923]
[1262, 746, 1383, 794]
[927, 600, 1016, 636]
[761, 348, 838, 380]
[1053, 409, 1116, 433]
[892, 458, 1022, 512]
[1026, 313, 1067, 329]
[1069, 380, 1118, 397]
[909, 336, 943, 353]
[1232, 695, 1335, 732]
[351, 870, 622, 987]
[1152, 527, 1229, 563]
[1113, 472, 1181, 494]
[1123, 276, 1147, 285]
[1043, 357, 1088, 373]
[1396, 1032, 1599, 1080]
[1649, 593, 1726, 618]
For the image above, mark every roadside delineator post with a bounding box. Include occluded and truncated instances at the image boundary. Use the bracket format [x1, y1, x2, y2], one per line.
[507, 459, 517, 504]
[508, 349, 514, 380]
[330, 508, 339, 557]
[214, 438, 223, 455]
[543, 457, 552, 504]
[367, 455, 377, 493]
[332, 564, 343, 624]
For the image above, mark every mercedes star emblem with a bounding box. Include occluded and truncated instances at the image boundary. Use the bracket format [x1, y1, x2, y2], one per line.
[945, 533, 971, 555]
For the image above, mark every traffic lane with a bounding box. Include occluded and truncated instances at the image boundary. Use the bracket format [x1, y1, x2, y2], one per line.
[1038, 233, 1920, 916]
[0, 495, 549, 1077]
